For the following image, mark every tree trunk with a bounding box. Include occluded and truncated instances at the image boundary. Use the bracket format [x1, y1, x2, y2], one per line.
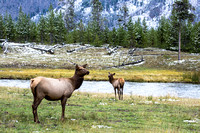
[178, 25, 181, 60]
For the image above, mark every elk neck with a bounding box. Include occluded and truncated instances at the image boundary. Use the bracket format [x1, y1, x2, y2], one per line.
[70, 73, 84, 90]
[109, 77, 115, 84]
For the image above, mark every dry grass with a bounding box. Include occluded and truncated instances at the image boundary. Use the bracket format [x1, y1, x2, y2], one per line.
[0, 68, 186, 82]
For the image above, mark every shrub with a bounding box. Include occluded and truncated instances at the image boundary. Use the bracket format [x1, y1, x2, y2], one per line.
[191, 71, 200, 83]
[183, 71, 200, 83]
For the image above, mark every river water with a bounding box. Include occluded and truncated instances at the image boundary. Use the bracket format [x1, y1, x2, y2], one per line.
[0, 79, 200, 99]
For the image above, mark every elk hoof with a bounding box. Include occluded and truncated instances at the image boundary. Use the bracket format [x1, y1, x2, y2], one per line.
[61, 117, 65, 121]
[35, 121, 40, 123]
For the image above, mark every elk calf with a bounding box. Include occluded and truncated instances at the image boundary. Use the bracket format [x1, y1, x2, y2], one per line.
[30, 64, 89, 123]
[108, 72, 125, 100]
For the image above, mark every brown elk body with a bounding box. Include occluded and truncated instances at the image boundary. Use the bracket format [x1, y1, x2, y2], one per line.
[30, 64, 89, 123]
[108, 72, 125, 100]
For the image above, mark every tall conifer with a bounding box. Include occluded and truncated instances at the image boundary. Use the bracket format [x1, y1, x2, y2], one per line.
[171, 0, 195, 60]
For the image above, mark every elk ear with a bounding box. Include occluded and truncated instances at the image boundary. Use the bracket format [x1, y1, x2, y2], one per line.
[75, 64, 79, 70]
[108, 72, 110, 74]
[113, 73, 115, 75]
[82, 64, 87, 68]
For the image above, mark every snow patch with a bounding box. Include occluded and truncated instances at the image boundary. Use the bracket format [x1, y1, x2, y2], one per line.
[183, 118, 199, 123]
[91, 125, 112, 129]
[98, 102, 107, 106]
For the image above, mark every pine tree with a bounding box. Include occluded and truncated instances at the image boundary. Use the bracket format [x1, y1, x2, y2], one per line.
[0, 15, 5, 39]
[4, 13, 15, 41]
[60, 0, 75, 31]
[192, 22, 200, 53]
[118, 3, 129, 29]
[47, 4, 56, 44]
[71, 29, 79, 43]
[55, 11, 67, 44]
[127, 18, 135, 48]
[116, 25, 127, 47]
[84, 23, 93, 44]
[93, 34, 102, 47]
[142, 17, 148, 47]
[77, 19, 85, 44]
[25, 15, 31, 42]
[37, 15, 48, 44]
[182, 21, 193, 52]
[147, 28, 158, 47]
[29, 21, 37, 42]
[16, 7, 29, 42]
[157, 16, 172, 49]
[109, 27, 117, 46]
[171, 0, 195, 60]
[65, 32, 74, 44]
[102, 26, 110, 44]
[134, 18, 143, 48]
[90, 0, 103, 36]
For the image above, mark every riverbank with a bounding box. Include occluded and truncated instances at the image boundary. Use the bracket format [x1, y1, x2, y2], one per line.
[0, 68, 188, 83]
[0, 86, 199, 132]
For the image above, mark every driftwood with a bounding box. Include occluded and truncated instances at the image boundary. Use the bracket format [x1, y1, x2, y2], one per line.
[104, 44, 121, 55]
[67, 45, 91, 53]
[30, 44, 59, 54]
[128, 48, 136, 55]
[0, 40, 60, 54]
[0, 40, 9, 54]
[108, 58, 144, 68]
[107, 47, 144, 68]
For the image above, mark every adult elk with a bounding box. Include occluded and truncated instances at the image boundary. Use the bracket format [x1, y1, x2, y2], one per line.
[30, 64, 89, 123]
[108, 72, 125, 100]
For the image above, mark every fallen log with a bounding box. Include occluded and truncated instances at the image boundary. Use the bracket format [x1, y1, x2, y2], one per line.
[105, 45, 121, 55]
[29, 44, 59, 54]
[67, 45, 91, 53]
[128, 48, 136, 55]
[30, 47, 54, 54]
[107, 58, 145, 68]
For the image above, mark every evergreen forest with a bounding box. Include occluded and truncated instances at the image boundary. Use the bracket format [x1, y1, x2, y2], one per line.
[0, 0, 199, 53]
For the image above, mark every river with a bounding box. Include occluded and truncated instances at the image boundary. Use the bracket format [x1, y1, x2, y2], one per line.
[0, 79, 200, 99]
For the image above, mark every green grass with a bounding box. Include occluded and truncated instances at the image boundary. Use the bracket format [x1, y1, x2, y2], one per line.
[0, 87, 200, 132]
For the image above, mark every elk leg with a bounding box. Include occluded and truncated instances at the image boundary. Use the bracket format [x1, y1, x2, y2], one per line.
[61, 97, 68, 121]
[117, 88, 120, 100]
[32, 97, 43, 123]
[119, 89, 122, 100]
[114, 88, 117, 100]
[121, 88, 123, 100]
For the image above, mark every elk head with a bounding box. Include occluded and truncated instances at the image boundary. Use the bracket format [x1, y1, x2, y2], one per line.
[108, 72, 115, 79]
[75, 64, 90, 77]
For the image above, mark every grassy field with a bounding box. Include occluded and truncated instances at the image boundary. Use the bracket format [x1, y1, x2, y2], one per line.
[0, 86, 200, 132]
[0, 67, 188, 83]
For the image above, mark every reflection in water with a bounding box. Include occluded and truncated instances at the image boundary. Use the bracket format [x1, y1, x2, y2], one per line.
[0, 79, 200, 99]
